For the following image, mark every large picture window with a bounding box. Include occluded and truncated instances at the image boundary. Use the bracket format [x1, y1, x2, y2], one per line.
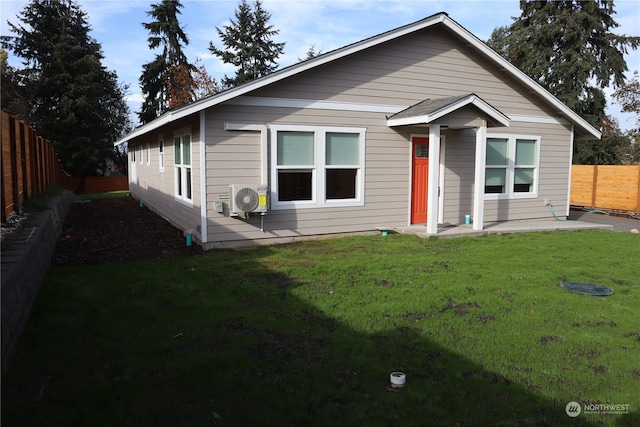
[174, 133, 192, 202]
[485, 135, 540, 198]
[271, 125, 366, 209]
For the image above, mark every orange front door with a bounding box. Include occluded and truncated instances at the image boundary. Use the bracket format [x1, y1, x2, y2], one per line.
[411, 137, 429, 224]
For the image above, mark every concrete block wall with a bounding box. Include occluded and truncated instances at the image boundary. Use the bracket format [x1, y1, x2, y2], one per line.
[1, 190, 72, 377]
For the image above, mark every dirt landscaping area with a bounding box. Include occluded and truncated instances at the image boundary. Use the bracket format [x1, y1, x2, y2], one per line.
[53, 196, 203, 265]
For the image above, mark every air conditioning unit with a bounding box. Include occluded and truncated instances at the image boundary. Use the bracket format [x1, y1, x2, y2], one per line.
[229, 184, 268, 215]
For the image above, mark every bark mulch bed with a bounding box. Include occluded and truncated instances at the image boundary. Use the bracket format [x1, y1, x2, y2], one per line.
[54, 196, 203, 266]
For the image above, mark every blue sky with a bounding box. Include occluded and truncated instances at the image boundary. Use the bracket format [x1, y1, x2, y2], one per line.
[2, 0, 639, 129]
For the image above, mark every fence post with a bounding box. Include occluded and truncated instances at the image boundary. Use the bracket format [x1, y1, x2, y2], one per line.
[1, 112, 15, 221]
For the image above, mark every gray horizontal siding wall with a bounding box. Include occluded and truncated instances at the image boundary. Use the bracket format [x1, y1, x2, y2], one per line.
[201, 24, 575, 245]
[129, 116, 203, 239]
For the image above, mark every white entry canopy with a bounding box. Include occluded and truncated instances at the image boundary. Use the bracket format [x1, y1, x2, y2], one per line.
[386, 93, 510, 128]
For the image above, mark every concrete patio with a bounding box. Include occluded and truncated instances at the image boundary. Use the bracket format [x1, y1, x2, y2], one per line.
[395, 213, 622, 239]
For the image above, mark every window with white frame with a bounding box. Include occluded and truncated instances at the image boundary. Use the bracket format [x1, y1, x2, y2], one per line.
[485, 135, 540, 198]
[158, 139, 165, 172]
[130, 145, 136, 163]
[139, 146, 143, 165]
[174, 133, 192, 202]
[146, 143, 150, 165]
[271, 125, 365, 209]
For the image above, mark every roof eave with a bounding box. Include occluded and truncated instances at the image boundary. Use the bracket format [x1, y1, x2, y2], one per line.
[116, 12, 600, 145]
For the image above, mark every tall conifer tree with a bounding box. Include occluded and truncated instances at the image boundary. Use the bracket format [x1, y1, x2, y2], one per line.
[209, 0, 285, 89]
[487, 0, 639, 127]
[139, 0, 192, 124]
[2, 0, 131, 178]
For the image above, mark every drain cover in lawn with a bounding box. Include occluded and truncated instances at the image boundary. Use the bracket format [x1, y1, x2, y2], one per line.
[560, 282, 614, 296]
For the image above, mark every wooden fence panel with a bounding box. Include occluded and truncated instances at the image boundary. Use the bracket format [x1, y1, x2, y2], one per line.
[571, 165, 640, 214]
[1, 111, 72, 222]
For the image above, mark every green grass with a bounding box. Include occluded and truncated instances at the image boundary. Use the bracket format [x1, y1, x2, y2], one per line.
[3, 230, 639, 426]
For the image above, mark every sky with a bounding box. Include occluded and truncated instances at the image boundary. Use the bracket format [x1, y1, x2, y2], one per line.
[1, 0, 639, 129]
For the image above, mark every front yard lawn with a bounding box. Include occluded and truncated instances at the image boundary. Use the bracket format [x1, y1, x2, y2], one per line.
[3, 230, 639, 426]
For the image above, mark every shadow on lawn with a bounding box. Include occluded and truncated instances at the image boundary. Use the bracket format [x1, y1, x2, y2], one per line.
[3, 246, 637, 427]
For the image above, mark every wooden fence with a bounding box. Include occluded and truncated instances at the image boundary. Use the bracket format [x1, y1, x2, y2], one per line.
[571, 165, 640, 214]
[1, 111, 72, 222]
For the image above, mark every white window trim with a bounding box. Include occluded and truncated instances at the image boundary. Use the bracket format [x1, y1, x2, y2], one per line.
[270, 124, 366, 210]
[174, 132, 193, 206]
[158, 138, 165, 173]
[484, 133, 541, 200]
[146, 143, 150, 165]
[139, 146, 143, 165]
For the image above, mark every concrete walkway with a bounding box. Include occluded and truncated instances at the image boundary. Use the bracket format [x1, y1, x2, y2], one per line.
[396, 210, 639, 239]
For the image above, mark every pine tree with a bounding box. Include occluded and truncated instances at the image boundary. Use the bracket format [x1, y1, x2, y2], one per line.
[139, 0, 192, 124]
[209, 0, 285, 89]
[487, 0, 639, 128]
[2, 0, 131, 178]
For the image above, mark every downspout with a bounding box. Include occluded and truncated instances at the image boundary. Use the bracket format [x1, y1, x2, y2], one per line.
[200, 110, 208, 243]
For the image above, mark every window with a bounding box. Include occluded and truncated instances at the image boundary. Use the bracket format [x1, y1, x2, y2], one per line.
[174, 133, 192, 202]
[158, 139, 165, 172]
[485, 135, 539, 198]
[139, 146, 143, 165]
[271, 125, 366, 209]
[130, 146, 136, 163]
[146, 144, 150, 165]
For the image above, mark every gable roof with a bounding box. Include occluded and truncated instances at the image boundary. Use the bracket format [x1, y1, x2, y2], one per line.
[116, 12, 600, 145]
[387, 93, 511, 127]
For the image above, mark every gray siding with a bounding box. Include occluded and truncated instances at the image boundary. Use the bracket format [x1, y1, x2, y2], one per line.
[132, 22, 576, 247]
[129, 116, 203, 240]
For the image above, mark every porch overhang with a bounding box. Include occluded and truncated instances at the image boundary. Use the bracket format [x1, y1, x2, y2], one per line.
[386, 93, 510, 128]
[387, 94, 507, 236]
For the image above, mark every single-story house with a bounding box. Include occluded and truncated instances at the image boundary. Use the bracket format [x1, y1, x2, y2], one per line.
[116, 12, 601, 249]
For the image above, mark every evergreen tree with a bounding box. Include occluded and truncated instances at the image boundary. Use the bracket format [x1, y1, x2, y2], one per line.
[139, 0, 192, 124]
[614, 71, 640, 164]
[2, 0, 131, 179]
[487, 1, 639, 128]
[298, 44, 323, 62]
[209, 0, 285, 89]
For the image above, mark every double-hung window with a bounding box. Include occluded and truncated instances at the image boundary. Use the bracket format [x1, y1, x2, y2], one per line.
[146, 144, 150, 165]
[174, 133, 192, 202]
[271, 125, 365, 209]
[485, 134, 540, 198]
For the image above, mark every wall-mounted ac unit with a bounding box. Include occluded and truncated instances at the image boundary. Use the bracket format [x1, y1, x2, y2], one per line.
[229, 184, 268, 215]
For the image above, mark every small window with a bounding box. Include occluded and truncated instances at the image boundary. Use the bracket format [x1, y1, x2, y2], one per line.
[485, 138, 508, 194]
[485, 135, 539, 198]
[139, 146, 143, 165]
[130, 146, 136, 163]
[174, 134, 192, 202]
[146, 144, 150, 165]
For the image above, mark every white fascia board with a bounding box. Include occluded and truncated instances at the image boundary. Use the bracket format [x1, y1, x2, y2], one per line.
[387, 115, 433, 127]
[440, 16, 600, 139]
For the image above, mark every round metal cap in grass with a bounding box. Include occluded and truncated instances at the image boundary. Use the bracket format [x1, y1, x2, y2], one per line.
[560, 282, 614, 296]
